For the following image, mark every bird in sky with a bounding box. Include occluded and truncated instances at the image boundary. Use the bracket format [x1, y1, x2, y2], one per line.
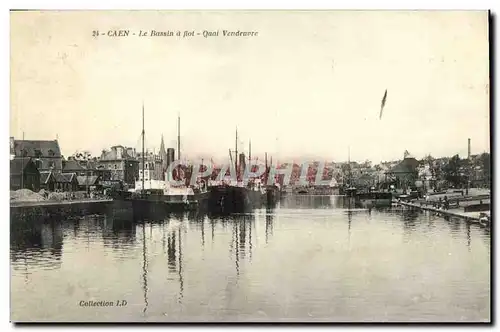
[379, 89, 388, 120]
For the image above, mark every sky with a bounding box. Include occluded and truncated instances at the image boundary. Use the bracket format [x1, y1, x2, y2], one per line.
[10, 11, 490, 163]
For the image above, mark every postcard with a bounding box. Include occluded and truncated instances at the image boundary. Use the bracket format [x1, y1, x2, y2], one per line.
[10, 10, 490, 323]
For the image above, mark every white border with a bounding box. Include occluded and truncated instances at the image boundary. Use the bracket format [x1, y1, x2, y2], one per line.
[1, 1, 497, 331]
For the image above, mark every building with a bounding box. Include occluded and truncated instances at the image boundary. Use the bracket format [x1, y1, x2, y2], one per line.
[10, 137, 63, 172]
[40, 171, 57, 191]
[77, 175, 100, 191]
[10, 158, 41, 191]
[416, 163, 435, 190]
[385, 157, 420, 190]
[137, 151, 164, 181]
[98, 145, 139, 187]
[54, 173, 78, 192]
[62, 158, 88, 176]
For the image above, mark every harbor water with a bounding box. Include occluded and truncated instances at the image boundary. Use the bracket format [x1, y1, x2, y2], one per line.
[10, 195, 490, 322]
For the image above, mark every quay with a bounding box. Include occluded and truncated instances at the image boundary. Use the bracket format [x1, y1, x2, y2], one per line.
[10, 198, 201, 223]
[396, 200, 489, 223]
[10, 199, 113, 223]
[10, 198, 113, 208]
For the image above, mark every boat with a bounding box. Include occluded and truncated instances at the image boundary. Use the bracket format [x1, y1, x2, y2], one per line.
[206, 129, 264, 213]
[297, 188, 309, 195]
[208, 183, 251, 213]
[355, 190, 393, 208]
[341, 147, 393, 208]
[129, 105, 200, 220]
[342, 186, 357, 197]
[264, 184, 280, 206]
[479, 212, 490, 227]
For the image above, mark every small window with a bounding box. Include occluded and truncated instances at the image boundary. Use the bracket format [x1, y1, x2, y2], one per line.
[34, 149, 42, 158]
[114, 164, 117, 169]
[48, 149, 55, 157]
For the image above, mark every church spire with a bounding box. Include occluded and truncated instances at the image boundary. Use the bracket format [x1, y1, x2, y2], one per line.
[159, 134, 167, 157]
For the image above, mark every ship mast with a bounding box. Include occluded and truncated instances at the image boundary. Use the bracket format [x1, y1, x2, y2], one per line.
[21, 132, 24, 189]
[265, 152, 268, 184]
[177, 114, 181, 161]
[348, 146, 351, 187]
[142, 103, 145, 194]
[235, 127, 238, 179]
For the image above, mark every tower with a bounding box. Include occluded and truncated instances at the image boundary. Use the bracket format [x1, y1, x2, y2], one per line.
[159, 134, 168, 173]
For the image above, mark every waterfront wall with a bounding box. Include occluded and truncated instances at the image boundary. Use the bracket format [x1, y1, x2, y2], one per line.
[10, 200, 117, 223]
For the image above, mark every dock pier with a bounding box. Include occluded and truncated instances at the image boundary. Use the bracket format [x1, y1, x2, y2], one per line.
[396, 200, 489, 224]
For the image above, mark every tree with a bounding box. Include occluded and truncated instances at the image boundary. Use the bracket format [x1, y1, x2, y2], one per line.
[443, 154, 465, 188]
[480, 152, 491, 186]
[422, 154, 439, 189]
[73, 150, 92, 161]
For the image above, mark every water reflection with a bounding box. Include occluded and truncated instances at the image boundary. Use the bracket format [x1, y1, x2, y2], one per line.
[265, 209, 274, 244]
[101, 217, 137, 252]
[178, 226, 184, 303]
[141, 223, 149, 315]
[11, 221, 63, 271]
[167, 230, 176, 273]
[230, 214, 252, 276]
[466, 222, 471, 251]
[10, 196, 491, 322]
[281, 194, 334, 209]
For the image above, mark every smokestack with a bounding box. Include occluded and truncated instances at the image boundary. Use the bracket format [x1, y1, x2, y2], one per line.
[167, 148, 175, 168]
[468, 138, 471, 159]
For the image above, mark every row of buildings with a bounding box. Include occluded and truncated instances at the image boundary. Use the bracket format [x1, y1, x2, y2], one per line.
[9, 136, 177, 192]
[274, 150, 490, 191]
[10, 134, 490, 193]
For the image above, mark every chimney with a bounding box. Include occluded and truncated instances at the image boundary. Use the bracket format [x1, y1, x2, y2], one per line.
[468, 138, 471, 159]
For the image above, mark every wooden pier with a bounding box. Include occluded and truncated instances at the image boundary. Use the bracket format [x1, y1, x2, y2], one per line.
[396, 200, 489, 223]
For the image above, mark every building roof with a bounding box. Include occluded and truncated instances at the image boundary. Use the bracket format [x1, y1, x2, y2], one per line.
[63, 159, 87, 172]
[55, 172, 77, 183]
[100, 146, 137, 161]
[40, 171, 56, 184]
[77, 175, 99, 186]
[386, 163, 413, 174]
[386, 157, 419, 174]
[10, 158, 36, 175]
[13, 140, 61, 158]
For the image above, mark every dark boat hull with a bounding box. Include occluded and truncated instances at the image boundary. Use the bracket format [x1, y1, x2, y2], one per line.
[208, 186, 256, 213]
[109, 190, 200, 222]
[355, 192, 393, 208]
[194, 190, 211, 211]
[264, 186, 280, 207]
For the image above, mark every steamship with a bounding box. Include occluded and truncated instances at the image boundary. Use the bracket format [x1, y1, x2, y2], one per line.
[207, 129, 279, 213]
